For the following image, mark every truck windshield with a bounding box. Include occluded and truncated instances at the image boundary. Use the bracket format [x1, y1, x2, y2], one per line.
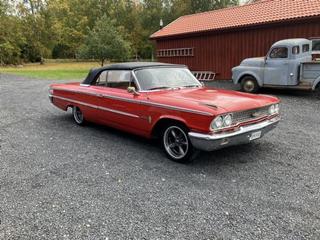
[134, 67, 201, 91]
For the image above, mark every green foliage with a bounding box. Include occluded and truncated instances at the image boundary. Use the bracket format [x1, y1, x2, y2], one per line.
[78, 15, 131, 66]
[0, 0, 239, 65]
[52, 44, 73, 59]
[0, 42, 20, 64]
[0, 14, 26, 64]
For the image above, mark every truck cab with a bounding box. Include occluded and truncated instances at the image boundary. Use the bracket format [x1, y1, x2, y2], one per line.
[232, 38, 320, 96]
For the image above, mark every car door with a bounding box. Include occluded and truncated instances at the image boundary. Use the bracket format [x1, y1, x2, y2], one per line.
[264, 46, 291, 85]
[90, 70, 150, 136]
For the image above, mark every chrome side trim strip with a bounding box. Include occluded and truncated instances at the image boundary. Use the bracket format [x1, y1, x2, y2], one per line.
[51, 88, 213, 116]
[51, 95, 140, 119]
[139, 101, 212, 116]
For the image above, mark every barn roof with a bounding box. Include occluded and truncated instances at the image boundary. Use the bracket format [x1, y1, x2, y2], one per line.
[150, 0, 320, 39]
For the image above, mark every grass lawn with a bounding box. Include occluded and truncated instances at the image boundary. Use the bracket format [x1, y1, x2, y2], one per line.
[0, 62, 101, 80]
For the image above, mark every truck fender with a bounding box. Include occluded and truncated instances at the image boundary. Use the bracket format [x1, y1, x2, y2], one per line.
[237, 72, 263, 87]
[312, 76, 320, 90]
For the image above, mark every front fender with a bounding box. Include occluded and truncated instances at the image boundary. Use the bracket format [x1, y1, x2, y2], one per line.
[236, 71, 263, 87]
[151, 114, 212, 135]
[155, 115, 188, 126]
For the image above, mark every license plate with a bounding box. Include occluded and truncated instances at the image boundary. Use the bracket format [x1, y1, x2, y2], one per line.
[250, 131, 262, 141]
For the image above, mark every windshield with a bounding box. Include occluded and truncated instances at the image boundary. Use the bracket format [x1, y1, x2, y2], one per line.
[134, 67, 201, 91]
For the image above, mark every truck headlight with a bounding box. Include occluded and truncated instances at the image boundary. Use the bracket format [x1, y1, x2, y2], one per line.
[211, 114, 233, 130]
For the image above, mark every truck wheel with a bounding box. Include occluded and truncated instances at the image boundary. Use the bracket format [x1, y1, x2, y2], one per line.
[241, 76, 259, 93]
[161, 124, 194, 163]
[314, 85, 320, 99]
[72, 106, 86, 125]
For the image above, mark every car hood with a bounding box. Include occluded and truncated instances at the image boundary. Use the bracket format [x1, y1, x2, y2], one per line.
[148, 87, 278, 114]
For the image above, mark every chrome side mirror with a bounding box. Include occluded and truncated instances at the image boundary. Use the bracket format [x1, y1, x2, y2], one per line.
[127, 86, 140, 96]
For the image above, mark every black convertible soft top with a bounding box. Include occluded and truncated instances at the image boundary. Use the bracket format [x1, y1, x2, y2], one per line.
[82, 62, 186, 85]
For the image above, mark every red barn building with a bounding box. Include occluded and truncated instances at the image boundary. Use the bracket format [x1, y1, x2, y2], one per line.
[150, 0, 320, 80]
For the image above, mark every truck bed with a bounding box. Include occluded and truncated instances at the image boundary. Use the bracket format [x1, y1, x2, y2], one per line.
[301, 61, 320, 80]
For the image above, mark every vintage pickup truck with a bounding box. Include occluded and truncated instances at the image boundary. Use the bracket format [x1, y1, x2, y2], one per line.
[232, 38, 320, 97]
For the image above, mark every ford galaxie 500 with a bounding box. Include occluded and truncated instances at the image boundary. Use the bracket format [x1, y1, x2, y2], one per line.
[49, 62, 280, 163]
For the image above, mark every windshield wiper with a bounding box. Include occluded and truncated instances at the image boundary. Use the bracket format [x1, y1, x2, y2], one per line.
[148, 86, 172, 90]
[183, 85, 200, 88]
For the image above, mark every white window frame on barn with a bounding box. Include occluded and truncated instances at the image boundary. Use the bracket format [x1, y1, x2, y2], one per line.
[157, 48, 194, 57]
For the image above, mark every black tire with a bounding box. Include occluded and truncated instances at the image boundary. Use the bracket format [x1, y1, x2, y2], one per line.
[313, 84, 320, 99]
[161, 123, 194, 163]
[72, 106, 85, 125]
[241, 76, 260, 93]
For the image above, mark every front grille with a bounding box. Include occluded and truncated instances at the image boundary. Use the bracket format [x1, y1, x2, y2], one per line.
[232, 106, 270, 124]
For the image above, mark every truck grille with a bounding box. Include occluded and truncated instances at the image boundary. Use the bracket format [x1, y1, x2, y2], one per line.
[232, 106, 270, 124]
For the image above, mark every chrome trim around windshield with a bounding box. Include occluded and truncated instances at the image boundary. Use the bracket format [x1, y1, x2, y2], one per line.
[132, 67, 202, 92]
[51, 95, 140, 119]
[131, 70, 142, 91]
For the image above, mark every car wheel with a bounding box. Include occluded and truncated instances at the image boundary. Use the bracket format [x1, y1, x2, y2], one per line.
[72, 106, 85, 125]
[241, 76, 259, 93]
[162, 124, 194, 163]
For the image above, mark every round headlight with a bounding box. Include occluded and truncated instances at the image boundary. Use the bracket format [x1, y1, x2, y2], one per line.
[224, 114, 233, 127]
[268, 105, 275, 115]
[274, 104, 280, 114]
[212, 116, 224, 129]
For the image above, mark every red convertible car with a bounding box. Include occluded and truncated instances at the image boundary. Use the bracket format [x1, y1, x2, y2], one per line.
[49, 62, 280, 163]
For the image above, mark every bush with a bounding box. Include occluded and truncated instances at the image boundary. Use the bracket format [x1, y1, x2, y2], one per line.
[0, 42, 21, 65]
[52, 44, 74, 59]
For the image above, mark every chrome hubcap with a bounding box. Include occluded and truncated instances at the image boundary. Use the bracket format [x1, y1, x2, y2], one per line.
[73, 107, 83, 123]
[244, 80, 254, 92]
[164, 126, 188, 159]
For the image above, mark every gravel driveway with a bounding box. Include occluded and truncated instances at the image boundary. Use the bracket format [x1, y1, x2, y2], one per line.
[0, 74, 319, 240]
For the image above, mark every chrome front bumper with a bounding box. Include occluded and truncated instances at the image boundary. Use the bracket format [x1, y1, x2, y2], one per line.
[188, 117, 280, 152]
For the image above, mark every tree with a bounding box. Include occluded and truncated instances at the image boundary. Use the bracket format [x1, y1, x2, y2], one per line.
[0, 11, 26, 64]
[0, 0, 9, 16]
[0, 0, 240, 64]
[170, 0, 239, 15]
[78, 15, 131, 66]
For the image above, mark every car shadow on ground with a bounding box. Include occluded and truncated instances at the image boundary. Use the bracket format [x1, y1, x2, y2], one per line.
[47, 113, 265, 169]
[259, 88, 315, 98]
[207, 80, 317, 100]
